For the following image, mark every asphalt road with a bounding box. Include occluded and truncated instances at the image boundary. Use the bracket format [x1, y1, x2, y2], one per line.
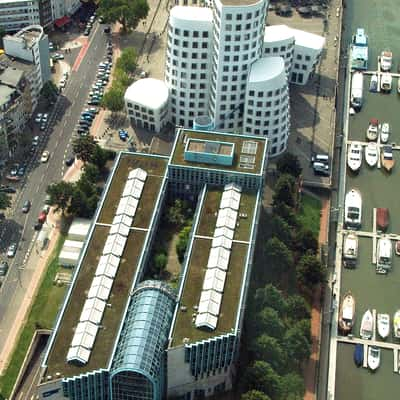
[0, 22, 108, 360]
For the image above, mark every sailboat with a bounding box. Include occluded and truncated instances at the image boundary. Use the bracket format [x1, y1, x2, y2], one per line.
[360, 309, 374, 339]
[377, 313, 390, 339]
[367, 346, 381, 371]
[347, 141, 363, 172]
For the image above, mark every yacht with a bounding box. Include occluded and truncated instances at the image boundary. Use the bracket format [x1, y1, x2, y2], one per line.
[380, 122, 390, 143]
[369, 74, 378, 92]
[376, 236, 392, 274]
[347, 141, 363, 172]
[365, 142, 379, 167]
[380, 50, 393, 71]
[360, 309, 374, 339]
[376, 207, 389, 232]
[338, 292, 355, 334]
[377, 313, 390, 339]
[351, 28, 368, 70]
[343, 233, 358, 268]
[381, 73, 392, 92]
[350, 72, 364, 110]
[367, 346, 381, 371]
[344, 189, 362, 228]
[381, 145, 395, 172]
[366, 118, 378, 141]
[353, 343, 364, 367]
[393, 310, 400, 339]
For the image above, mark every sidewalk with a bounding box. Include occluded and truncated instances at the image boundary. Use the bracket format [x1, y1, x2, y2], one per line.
[0, 160, 82, 375]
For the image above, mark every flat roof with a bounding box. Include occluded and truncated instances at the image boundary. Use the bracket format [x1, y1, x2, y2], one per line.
[124, 78, 169, 110]
[171, 129, 266, 175]
[291, 27, 325, 50]
[263, 24, 294, 43]
[218, 0, 263, 6]
[248, 57, 285, 83]
[45, 153, 168, 378]
[170, 187, 258, 346]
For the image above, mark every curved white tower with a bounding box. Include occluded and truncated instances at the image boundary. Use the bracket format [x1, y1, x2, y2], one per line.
[243, 57, 289, 157]
[165, 6, 213, 128]
[209, 0, 268, 131]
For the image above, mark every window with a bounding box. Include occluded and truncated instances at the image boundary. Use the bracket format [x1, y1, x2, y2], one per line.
[298, 73, 303, 83]
[297, 54, 302, 60]
[280, 46, 286, 51]
[202, 43, 208, 49]
[236, 13, 242, 20]
[273, 47, 278, 53]
[302, 64, 307, 70]
[224, 45, 231, 51]
[265, 48, 270, 54]
[193, 42, 198, 48]
[202, 31, 208, 38]
[225, 35, 231, 41]
[182, 51, 188, 58]
[224, 55, 230, 62]
[193, 31, 199, 38]
[226, 13, 232, 20]
[174, 28, 180, 35]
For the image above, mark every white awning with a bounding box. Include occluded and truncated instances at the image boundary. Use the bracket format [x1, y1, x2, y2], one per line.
[195, 312, 218, 330]
[211, 235, 232, 250]
[214, 226, 234, 240]
[103, 233, 127, 257]
[87, 275, 113, 300]
[116, 196, 138, 218]
[207, 246, 231, 271]
[71, 321, 98, 349]
[216, 208, 238, 230]
[203, 268, 226, 293]
[96, 254, 120, 278]
[224, 182, 242, 193]
[66, 346, 91, 364]
[80, 298, 106, 325]
[198, 290, 222, 316]
[128, 168, 147, 182]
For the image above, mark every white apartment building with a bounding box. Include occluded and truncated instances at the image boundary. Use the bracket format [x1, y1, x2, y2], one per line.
[165, 6, 213, 128]
[3, 25, 50, 110]
[0, 0, 40, 32]
[243, 57, 289, 156]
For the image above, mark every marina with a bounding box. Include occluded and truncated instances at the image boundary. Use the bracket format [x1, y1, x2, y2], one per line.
[329, 0, 400, 398]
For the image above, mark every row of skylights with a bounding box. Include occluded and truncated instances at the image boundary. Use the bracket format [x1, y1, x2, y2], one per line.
[195, 183, 242, 331]
[67, 168, 148, 365]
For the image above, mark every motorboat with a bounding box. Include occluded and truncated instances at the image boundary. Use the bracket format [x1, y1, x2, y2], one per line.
[376, 236, 392, 274]
[396, 240, 400, 256]
[376, 207, 389, 232]
[343, 233, 358, 268]
[344, 189, 362, 228]
[360, 309, 374, 339]
[377, 313, 390, 339]
[338, 292, 355, 334]
[351, 28, 368, 70]
[380, 122, 390, 143]
[381, 145, 395, 172]
[380, 50, 393, 71]
[398, 78, 400, 94]
[350, 72, 364, 110]
[349, 107, 356, 116]
[366, 118, 378, 141]
[393, 310, 400, 339]
[367, 346, 381, 371]
[353, 343, 364, 367]
[347, 141, 363, 172]
[365, 142, 379, 167]
[381, 73, 392, 92]
[369, 74, 378, 92]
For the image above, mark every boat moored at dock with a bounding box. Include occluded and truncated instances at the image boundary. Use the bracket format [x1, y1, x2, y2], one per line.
[381, 73, 392, 92]
[376, 207, 389, 232]
[351, 28, 368, 70]
[350, 72, 364, 110]
[367, 346, 381, 371]
[347, 141, 363, 172]
[343, 233, 358, 268]
[369, 74, 378, 92]
[380, 122, 390, 143]
[377, 313, 390, 339]
[338, 292, 355, 334]
[380, 50, 393, 71]
[381, 145, 395, 172]
[353, 343, 364, 367]
[366, 118, 378, 141]
[360, 309, 374, 339]
[365, 142, 379, 167]
[376, 236, 392, 274]
[345, 189, 362, 228]
[394, 310, 400, 339]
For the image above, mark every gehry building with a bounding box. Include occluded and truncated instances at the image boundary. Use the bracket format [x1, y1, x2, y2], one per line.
[37, 128, 268, 400]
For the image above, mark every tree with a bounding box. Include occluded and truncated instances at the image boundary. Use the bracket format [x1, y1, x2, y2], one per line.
[176, 225, 191, 262]
[268, 214, 292, 246]
[73, 136, 97, 163]
[68, 188, 88, 217]
[279, 373, 305, 400]
[294, 228, 318, 255]
[296, 252, 326, 288]
[114, 68, 133, 88]
[0, 192, 11, 209]
[154, 253, 167, 274]
[98, 0, 149, 32]
[276, 153, 302, 178]
[254, 284, 287, 315]
[116, 47, 137, 73]
[273, 174, 296, 208]
[82, 163, 100, 183]
[293, 319, 312, 344]
[251, 335, 286, 373]
[46, 181, 74, 214]
[166, 199, 190, 226]
[273, 202, 297, 227]
[76, 176, 96, 198]
[286, 295, 311, 321]
[244, 361, 282, 399]
[41, 80, 58, 102]
[241, 390, 271, 400]
[253, 307, 285, 338]
[284, 326, 311, 366]
[90, 145, 109, 170]
[101, 86, 125, 113]
[264, 237, 294, 275]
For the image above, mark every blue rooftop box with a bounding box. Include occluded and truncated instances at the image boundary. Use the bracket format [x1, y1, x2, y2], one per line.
[184, 138, 235, 166]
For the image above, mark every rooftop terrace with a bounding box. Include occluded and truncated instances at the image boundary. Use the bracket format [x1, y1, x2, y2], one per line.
[170, 187, 258, 347]
[170, 129, 267, 175]
[45, 153, 168, 378]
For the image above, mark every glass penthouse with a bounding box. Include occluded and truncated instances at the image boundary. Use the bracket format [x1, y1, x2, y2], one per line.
[37, 128, 268, 400]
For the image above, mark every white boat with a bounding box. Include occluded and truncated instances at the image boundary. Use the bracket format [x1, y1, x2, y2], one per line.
[393, 310, 400, 339]
[380, 122, 390, 143]
[398, 78, 400, 94]
[343, 233, 358, 268]
[381, 72, 392, 92]
[366, 118, 378, 141]
[380, 50, 393, 71]
[369, 74, 378, 92]
[376, 236, 392, 274]
[349, 107, 356, 116]
[381, 145, 395, 173]
[360, 309, 374, 339]
[365, 142, 379, 167]
[338, 292, 355, 334]
[377, 313, 390, 339]
[344, 189, 362, 228]
[347, 142, 362, 172]
[367, 346, 381, 371]
[350, 72, 364, 110]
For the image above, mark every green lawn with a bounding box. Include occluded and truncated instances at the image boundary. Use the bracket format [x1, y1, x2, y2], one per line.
[297, 193, 322, 238]
[0, 234, 67, 398]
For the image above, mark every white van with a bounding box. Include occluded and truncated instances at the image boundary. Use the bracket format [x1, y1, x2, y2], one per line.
[311, 154, 329, 164]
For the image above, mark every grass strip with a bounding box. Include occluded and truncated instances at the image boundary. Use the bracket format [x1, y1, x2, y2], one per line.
[297, 193, 322, 238]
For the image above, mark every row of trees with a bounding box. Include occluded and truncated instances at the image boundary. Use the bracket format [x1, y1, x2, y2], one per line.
[46, 137, 115, 218]
[240, 153, 326, 400]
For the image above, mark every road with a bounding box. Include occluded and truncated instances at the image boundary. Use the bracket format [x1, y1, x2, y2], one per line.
[0, 21, 108, 365]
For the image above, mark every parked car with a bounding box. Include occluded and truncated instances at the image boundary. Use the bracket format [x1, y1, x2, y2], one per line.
[44, 194, 52, 205]
[17, 166, 26, 177]
[0, 186, 16, 194]
[32, 136, 40, 146]
[40, 123, 47, 131]
[10, 164, 19, 176]
[34, 222, 42, 231]
[42, 205, 51, 214]
[84, 28, 90, 36]
[103, 26, 111, 34]
[22, 200, 31, 213]
[53, 53, 64, 60]
[0, 261, 9, 276]
[41, 150, 50, 163]
[65, 156, 75, 166]
[88, 98, 100, 105]
[59, 79, 66, 89]
[35, 113, 43, 123]
[7, 243, 17, 258]
[38, 211, 47, 224]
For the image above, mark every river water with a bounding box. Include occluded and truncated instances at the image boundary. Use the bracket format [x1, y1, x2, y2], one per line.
[334, 0, 400, 398]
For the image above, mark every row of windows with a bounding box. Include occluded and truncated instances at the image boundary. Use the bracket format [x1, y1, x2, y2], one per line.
[222, 40, 257, 52]
[245, 125, 288, 137]
[247, 96, 288, 108]
[127, 103, 155, 114]
[248, 88, 285, 97]
[171, 88, 207, 97]
[169, 70, 208, 80]
[293, 63, 310, 71]
[170, 50, 210, 63]
[171, 100, 206, 109]
[169, 38, 209, 49]
[246, 115, 288, 127]
[264, 43, 294, 54]
[247, 107, 288, 117]
[224, 10, 261, 21]
[170, 27, 209, 38]
[128, 110, 155, 122]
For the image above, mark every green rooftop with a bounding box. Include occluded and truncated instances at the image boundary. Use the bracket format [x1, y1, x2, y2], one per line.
[170, 129, 267, 175]
[45, 153, 168, 378]
[170, 188, 258, 347]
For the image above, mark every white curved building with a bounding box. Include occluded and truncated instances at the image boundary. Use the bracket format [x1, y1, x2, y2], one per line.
[209, 0, 268, 131]
[263, 24, 295, 75]
[165, 6, 213, 128]
[243, 57, 289, 157]
[125, 79, 169, 133]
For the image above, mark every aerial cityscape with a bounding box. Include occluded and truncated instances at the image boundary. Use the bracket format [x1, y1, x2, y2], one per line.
[0, 0, 398, 399]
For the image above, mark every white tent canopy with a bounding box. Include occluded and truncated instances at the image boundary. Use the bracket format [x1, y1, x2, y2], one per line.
[220, 189, 241, 210]
[224, 182, 242, 193]
[95, 254, 120, 279]
[128, 168, 147, 182]
[116, 196, 138, 218]
[195, 312, 218, 330]
[67, 345, 91, 364]
[214, 226, 234, 240]
[112, 214, 133, 228]
[71, 321, 98, 350]
[122, 178, 144, 199]
[198, 290, 222, 316]
[103, 233, 127, 257]
[203, 268, 226, 293]
[80, 298, 106, 325]
[207, 246, 231, 271]
[216, 208, 238, 230]
[211, 235, 232, 250]
[87, 275, 113, 301]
